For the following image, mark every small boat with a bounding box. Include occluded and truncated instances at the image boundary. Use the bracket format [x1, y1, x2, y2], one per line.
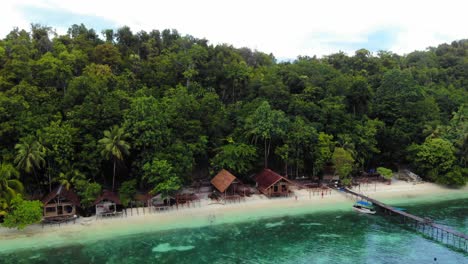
[352, 202, 376, 214]
[353, 205, 376, 214]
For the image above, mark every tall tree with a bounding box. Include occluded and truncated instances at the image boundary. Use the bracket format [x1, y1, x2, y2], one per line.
[244, 101, 288, 168]
[98, 125, 130, 191]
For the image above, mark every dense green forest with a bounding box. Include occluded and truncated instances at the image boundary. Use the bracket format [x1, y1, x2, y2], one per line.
[0, 24, 466, 219]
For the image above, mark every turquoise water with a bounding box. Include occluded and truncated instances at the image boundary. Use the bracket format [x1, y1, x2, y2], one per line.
[0, 199, 467, 264]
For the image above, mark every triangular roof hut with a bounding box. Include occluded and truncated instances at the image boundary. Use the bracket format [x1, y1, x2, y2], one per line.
[93, 190, 122, 206]
[211, 169, 238, 193]
[42, 185, 80, 219]
[211, 169, 246, 202]
[93, 190, 122, 217]
[255, 169, 296, 197]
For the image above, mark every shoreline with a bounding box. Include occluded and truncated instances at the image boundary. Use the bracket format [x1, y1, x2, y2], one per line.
[0, 181, 467, 254]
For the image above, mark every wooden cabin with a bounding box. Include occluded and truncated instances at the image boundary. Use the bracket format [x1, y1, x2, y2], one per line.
[93, 190, 122, 217]
[41, 185, 80, 219]
[255, 169, 295, 197]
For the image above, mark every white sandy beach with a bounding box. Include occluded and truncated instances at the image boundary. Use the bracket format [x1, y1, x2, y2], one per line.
[0, 181, 466, 253]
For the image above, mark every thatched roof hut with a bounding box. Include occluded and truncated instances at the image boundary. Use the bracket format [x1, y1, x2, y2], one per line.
[42, 185, 80, 219]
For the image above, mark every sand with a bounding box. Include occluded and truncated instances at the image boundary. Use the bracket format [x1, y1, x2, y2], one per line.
[0, 180, 466, 253]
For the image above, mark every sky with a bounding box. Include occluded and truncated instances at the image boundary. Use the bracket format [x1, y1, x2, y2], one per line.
[1, 0, 467, 59]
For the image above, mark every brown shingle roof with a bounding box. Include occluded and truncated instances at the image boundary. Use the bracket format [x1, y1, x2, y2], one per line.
[255, 169, 283, 190]
[211, 169, 237, 193]
[255, 169, 296, 191]
[93, 190, 122, 205]
[41, 185, 80, 207]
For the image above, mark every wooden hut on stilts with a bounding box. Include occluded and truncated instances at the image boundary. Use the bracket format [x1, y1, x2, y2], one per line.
[210, 169, 244, 203]
[255, 169, 296, 198]
[93, 190, 122, 218]
[41, 185, 80, 220]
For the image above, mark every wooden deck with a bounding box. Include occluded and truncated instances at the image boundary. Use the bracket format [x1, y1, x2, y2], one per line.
[342, 188, 468, 252]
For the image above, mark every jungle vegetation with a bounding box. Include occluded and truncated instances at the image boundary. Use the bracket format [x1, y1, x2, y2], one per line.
[0, 24, 466, 221]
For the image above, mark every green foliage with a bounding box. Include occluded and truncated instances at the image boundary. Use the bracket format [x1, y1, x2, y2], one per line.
[244, 101, 288, 168]
[0, 25, 466, 196]
[119, 179, 137, 207]
[98, 125, 130, 191]
[408, 138, 458, 184]
[153, 177, 181, 199]
[211, 140, 257, 175]
[0, 162, 24, 205]
[377, 167, 393, 180]
[2, 195, 42, 230]
[143, 158, 181, 197]
[313, 133, 334, 176]
[332, 147, 355, 180]
[99, 125, 130, 161]
[14, 137, 46, 174]
[57, 168, 84, 190]
[439, 166, 467, 187]
[74, 180, 102, 208]
[0, 197, 9, 216]
[39, 120, 77, 183]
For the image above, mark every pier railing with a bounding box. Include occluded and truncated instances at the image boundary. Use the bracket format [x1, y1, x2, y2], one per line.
[341, 188, 468, 253]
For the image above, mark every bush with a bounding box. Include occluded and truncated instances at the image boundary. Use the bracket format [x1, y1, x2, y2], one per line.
[2, 195, 42, 230]
[377, 167, 393, 180]
[437, 166, 467, 187]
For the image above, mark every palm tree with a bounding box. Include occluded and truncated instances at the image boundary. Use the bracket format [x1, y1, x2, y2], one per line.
[14, 137, 46, 188]
[98, 125, 130, 191]
[0, 162, 24, 208]
[0, 197, 8, 216]
[57, 168, 84, 190]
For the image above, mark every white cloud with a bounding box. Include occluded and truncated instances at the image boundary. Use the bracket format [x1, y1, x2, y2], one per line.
[1, 0, 467, 58]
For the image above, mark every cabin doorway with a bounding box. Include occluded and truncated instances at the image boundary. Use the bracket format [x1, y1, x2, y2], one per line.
[57, 206, 63, 215]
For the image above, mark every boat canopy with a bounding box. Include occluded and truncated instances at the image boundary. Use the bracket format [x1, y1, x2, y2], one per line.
[356, 200, 372, 207]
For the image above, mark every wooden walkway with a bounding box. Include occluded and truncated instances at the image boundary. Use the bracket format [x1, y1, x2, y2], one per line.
[342, 188, 468, 253]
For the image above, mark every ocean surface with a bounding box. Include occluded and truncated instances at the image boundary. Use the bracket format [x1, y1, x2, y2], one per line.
[0, 198, 467, 264]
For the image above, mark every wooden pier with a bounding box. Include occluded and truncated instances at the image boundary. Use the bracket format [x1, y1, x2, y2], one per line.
[342, 188, 468, 253]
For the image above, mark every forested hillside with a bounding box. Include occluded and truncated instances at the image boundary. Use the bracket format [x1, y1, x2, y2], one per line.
[0, 24, 466, 208]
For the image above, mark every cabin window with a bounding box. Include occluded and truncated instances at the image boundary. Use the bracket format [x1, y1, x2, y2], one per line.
[64, 205, 73, 214]
[45, 207, 56, 213]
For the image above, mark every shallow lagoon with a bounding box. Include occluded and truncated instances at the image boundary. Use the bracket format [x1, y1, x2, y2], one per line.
[0, 198, 466, 264]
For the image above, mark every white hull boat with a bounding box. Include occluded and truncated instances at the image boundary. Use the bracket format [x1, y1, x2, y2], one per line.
[352, 205, 376, 214]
